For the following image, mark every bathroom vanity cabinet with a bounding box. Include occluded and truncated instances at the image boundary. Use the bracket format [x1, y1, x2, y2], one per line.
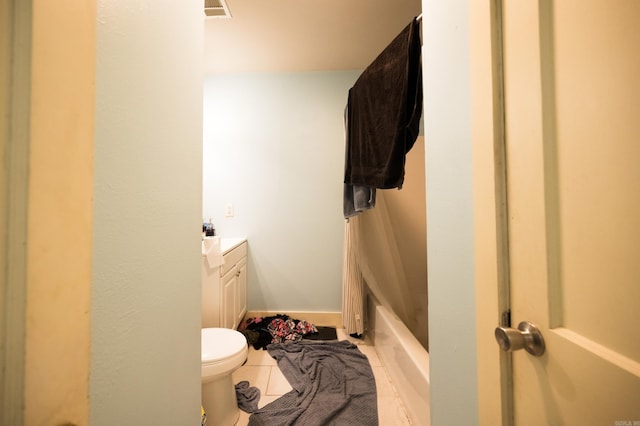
[220, 241, 247, 329]
[201, 238, 247, 330]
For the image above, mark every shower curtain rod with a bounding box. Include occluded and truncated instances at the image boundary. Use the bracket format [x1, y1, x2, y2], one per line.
[416, 13, 422, 21]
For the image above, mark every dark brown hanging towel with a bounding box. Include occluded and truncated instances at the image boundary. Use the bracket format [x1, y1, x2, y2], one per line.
[344, 17, 423, 189]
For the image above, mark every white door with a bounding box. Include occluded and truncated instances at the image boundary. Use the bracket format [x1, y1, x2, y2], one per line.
[500, 0, 640, 423]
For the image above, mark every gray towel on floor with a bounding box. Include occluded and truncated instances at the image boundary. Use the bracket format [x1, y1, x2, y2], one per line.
[248, 340, 379, 426]
[235, 380, 261, 413]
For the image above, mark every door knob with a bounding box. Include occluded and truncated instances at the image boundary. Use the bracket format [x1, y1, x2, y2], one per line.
[494, 321, 545, 356]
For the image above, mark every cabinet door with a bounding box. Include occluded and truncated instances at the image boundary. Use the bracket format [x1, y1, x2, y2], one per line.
[236, 257, 247, 327]
[221, 266, 237, 329]
[201, 261, 221, 328]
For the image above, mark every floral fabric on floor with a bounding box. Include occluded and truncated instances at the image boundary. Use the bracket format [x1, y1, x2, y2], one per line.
[267, 317, 317, 344]
[240, 315, 318, 349]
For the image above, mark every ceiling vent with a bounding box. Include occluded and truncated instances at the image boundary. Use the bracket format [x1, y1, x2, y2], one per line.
[205, 0, 231, 19]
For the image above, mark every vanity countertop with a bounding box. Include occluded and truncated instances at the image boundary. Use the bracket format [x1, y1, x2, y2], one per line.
[202, 237, 246, 257]
[220, 237, 246, 255]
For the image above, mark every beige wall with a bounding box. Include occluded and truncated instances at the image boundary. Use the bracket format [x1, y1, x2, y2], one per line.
[0, 0, 11, 419]
[24, 0, 96, 424]
[0, 1, 9, 254]
[1, 0, 10, 348]
[1, 1, 31, 423]
[380, 136, 428, 348]
[352, 135, 428, 349]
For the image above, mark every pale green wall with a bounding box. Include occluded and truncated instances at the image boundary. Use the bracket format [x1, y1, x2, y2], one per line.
[91, 1, 203, 424]
[423, 0, 480, 424]
[203, 71, 360, 313]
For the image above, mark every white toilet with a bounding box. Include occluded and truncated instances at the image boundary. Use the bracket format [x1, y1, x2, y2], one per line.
[201, 327, 248, 426]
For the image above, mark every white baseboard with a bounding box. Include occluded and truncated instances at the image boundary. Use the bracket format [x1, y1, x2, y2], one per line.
[244, 311, 342, 327]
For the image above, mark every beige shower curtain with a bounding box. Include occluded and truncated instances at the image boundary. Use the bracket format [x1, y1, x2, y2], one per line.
[341, 140, 428, 349]
[342, 218, 365, 336]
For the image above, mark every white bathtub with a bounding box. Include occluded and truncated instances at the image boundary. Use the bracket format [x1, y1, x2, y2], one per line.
[369, 302, 430, 425]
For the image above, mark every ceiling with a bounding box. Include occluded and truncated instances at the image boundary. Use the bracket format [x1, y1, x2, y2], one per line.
[203, 0, 422, 75]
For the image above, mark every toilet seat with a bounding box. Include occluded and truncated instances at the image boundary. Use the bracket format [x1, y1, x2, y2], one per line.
[201, 328, 248, 381]
[202, 328, 247, 363]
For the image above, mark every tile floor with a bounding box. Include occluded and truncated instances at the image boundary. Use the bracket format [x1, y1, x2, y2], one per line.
[232, 328, 412, 425]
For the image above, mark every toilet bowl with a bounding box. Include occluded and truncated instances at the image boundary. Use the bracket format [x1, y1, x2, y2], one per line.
[201, 327, 248, 426]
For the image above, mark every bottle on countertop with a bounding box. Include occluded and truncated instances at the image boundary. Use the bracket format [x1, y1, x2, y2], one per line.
[205, 218, 215, 237]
